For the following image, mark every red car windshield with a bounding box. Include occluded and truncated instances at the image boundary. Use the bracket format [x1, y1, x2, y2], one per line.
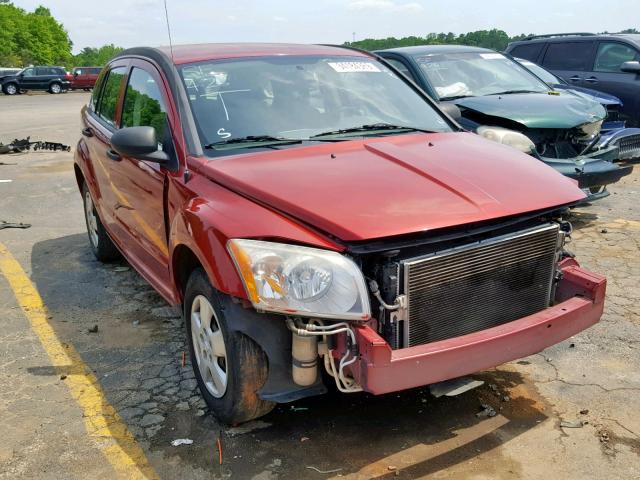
[179, 55, 451, 152]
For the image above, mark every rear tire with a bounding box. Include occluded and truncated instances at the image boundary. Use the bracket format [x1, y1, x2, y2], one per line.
[82, 181, 121, 262]
[2, 83, 18, 95]
[184, 268, 275, 424]
[49, 82, 62, 94]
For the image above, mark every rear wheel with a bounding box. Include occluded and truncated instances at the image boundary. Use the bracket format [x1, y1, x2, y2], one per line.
[184, 268, 275, 424]
[82, 182, 121, 262]
[3, 83, 17, 95]
[49, 82, 62, 94]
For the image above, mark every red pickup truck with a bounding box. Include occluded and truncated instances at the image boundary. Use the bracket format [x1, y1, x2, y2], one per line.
[74, 43, 606, 424]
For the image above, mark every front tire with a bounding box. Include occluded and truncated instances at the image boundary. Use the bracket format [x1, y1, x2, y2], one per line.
[82, 182, 121, 262]
[49, 82, 62, 94]
[184, 268, 275, 424]
[3, 83, 18, 95]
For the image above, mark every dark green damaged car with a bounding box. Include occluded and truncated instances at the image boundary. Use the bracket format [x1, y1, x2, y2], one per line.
[376, 45, 633, 201]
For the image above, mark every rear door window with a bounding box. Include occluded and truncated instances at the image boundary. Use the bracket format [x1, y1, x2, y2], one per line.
[542, 42, 594, 70]
[594, 42, 639, 72]
[509, 43, 545, 62]
[96, 66, 127, 127]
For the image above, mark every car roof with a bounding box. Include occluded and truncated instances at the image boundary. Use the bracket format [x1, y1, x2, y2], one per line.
[129, 43, 371, 65]
[376, 45, 494, 55]
[509, 33, 640, 46]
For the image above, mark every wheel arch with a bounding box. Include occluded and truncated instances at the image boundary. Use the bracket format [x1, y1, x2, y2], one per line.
[73, 163, 85, 193]
[172, 243, 206, 300]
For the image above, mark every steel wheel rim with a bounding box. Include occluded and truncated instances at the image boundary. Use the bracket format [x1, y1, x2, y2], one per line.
[191, 295, 228, 398]
[84, 191, 99, 248]
[51, 84, 61, 93]
[6, 84, 16, 94]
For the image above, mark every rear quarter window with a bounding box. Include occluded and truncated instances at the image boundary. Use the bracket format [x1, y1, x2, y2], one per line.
[509, 43, 545, 61]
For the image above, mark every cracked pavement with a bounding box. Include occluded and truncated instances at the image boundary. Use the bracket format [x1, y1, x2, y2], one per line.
[0, 92, 638, 479]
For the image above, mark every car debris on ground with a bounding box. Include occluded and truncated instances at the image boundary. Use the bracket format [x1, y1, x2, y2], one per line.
[476, 403, 497, 418]
[0, 137, 71, 154]
[170, 438, 193, 446]
[0, 221, 31, 230]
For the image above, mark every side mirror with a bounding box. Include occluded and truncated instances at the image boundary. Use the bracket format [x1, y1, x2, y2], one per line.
[438, 102, 462, 121]
[74, 72, 79, 77]
[620, 61, 640, 73]
[110, 126, 170, 165]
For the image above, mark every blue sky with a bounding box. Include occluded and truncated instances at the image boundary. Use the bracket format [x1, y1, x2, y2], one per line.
[12, 0, 640, 53]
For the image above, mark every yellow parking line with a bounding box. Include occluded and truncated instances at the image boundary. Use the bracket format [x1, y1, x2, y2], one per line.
[0, 242, 159, 480]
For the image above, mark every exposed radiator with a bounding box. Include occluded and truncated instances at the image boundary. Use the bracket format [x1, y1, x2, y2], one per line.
[401, 224, 560, 347]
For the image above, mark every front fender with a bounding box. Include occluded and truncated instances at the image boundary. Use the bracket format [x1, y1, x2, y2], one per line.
[168, 174, 343, 301]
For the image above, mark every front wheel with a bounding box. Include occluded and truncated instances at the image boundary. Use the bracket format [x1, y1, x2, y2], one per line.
[82, 182, 121, 262]
[49, 82, 62, 94]
[184, 268, 275, 424]
[2, 83, 18, 95]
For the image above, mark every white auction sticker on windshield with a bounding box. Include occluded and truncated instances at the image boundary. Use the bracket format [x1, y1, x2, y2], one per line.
[479, 53, 504, 60]
[328, 61, 381, 73]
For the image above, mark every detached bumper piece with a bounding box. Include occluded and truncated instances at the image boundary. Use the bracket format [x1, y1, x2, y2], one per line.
[349, 260, 605, 395]
[597, 128, 640, 165]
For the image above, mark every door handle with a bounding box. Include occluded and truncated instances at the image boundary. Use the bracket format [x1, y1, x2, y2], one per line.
[569, 76, 581, 82]
[106, 149, 121, 161]
[81, 127, 93, 137]
[584, 77, 599, 84]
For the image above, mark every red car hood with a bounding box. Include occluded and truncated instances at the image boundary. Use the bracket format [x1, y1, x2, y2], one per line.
[200, 132, 585, 241]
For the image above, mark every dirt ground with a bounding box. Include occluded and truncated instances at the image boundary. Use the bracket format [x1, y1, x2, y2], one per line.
[0, 92, 638, 479]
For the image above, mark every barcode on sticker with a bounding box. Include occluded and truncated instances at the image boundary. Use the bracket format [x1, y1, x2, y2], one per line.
[328, 62, 381, 73]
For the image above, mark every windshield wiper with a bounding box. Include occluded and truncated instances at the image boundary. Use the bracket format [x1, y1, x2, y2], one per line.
[439, 94, 472, 101]
[310, 123, 436, 139]
[487, 89, 542, 96]
[204, 134, 351, 150]
[204, 135, 303, 150]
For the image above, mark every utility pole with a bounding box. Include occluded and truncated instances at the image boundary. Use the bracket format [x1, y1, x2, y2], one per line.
[352, 32, 356, 44]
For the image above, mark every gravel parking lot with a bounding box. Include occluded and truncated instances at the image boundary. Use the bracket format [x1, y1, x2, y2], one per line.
[0, 92, 638, 479]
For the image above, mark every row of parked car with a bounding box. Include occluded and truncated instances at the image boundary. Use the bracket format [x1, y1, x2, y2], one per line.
[375, 33, 640, 201]
[73, 38, 634, 424]
[0, 66, 101, 95]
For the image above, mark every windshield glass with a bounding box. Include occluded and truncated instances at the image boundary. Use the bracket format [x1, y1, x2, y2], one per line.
[180, 55, 451, 153]
[412, 52, 550, 100]
[516, 59, 561, 85]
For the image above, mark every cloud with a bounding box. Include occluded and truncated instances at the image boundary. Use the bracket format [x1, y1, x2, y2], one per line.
[273, 15, 288, 22]
[347, 0, 424, 13]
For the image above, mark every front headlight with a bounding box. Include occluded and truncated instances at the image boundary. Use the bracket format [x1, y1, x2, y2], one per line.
[477, 126, 535, 153]
[227, 239, 371, 320]
[578, 120, 603, 140]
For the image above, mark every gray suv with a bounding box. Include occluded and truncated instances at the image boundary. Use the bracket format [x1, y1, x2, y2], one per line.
[505, 33, 640, 126]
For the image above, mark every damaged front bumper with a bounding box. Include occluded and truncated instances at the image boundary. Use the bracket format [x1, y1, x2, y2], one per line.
[538, 145, 633, 201]
[346, 259, 605, 395]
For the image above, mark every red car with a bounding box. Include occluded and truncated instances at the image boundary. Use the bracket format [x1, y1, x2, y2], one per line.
[70, 66, 101, 90]
[74, 43, 606, 424]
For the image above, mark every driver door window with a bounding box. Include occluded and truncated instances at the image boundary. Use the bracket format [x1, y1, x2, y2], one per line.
[594, 42, 639, 73]
[121, 67, 168, 141]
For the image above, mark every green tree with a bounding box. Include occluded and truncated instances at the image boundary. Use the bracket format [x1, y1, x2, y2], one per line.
[73, 44, 123, 67]
[0, 2, 72, 66]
